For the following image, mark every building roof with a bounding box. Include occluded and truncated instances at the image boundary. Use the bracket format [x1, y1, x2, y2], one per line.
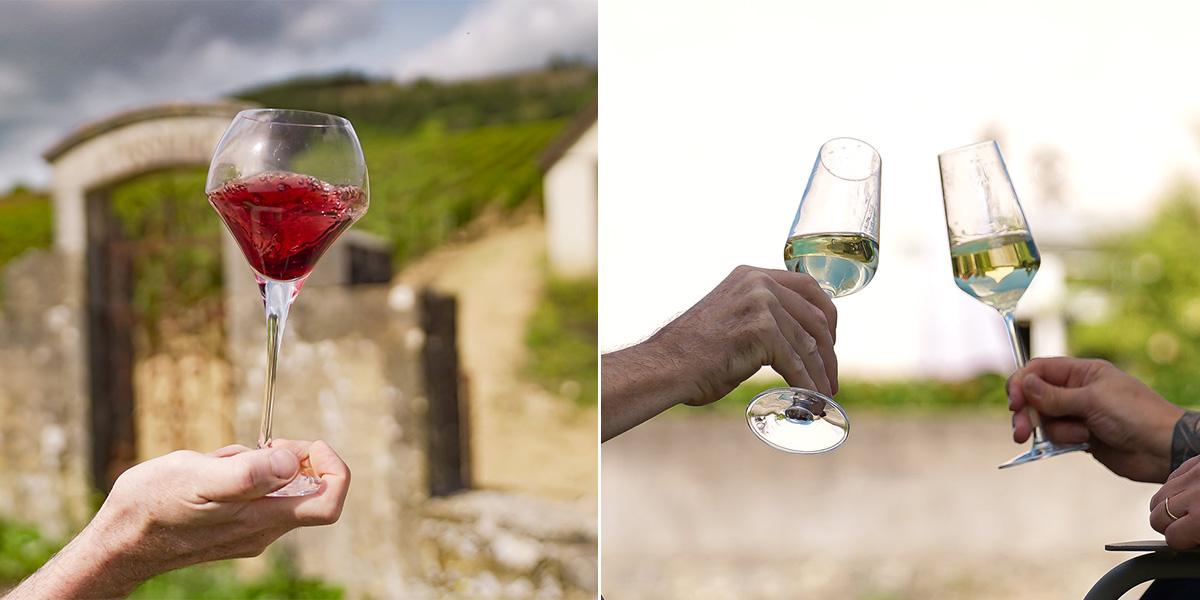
[538, 98, 598, 171]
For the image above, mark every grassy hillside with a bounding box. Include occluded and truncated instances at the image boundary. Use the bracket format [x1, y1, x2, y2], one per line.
[355, 118, 569, 267]
[235, 63, 596, 136]
[0, 188, 53, 269]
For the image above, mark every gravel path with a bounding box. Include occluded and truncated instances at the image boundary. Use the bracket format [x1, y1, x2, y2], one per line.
[602, 411, 1162, 599]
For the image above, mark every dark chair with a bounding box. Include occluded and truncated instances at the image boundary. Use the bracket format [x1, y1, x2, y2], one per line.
[1085, 541, 1200, 600]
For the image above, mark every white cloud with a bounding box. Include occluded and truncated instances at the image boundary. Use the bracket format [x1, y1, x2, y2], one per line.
[0, 0, 596, 193]
[392, 0, 597, 81]
[0, 63, 34, 100]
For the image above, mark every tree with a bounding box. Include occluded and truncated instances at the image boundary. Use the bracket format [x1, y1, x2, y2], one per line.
[1070, 182, 1200, 405]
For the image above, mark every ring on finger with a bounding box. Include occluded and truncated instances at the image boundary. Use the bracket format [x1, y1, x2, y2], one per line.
[1167, 495, 1182, 521]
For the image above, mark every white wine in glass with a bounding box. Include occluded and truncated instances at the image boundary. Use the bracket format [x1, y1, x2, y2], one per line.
[950, 232, 1039, 313]
[747, 137, 881, 454]
[938, 140, 1087, 468]
[784, 232, 879, 298]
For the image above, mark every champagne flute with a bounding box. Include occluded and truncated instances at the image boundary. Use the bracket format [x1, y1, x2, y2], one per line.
[746, 137, 881, 453]
[206, 109, 369, 495]
[938, 140, 1087, 468]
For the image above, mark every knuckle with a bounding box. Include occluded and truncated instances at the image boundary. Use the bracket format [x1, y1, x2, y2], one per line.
[797, 331, 819, 354]
[738, 269, 776, 294]
[730, 264, 756, 278]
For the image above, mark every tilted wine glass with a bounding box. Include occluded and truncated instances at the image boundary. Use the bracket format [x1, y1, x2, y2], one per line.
[938, 140, 1087, 468]
[206, 109, 369, 495]
[746, 137, 881, 453]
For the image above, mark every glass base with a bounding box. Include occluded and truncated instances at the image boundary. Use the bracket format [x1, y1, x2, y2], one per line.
[746, 387, 849, 454]
[998, 440, 1089, 469]
[267, 472, 322, 497]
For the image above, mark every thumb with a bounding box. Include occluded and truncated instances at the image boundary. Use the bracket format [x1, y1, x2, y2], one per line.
[1022, 373, 1087, 418]
[198, 447, 300, 502]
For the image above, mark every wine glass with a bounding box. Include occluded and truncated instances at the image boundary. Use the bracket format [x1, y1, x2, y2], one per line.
[938, 140, 1087, 468]
[206, 109, 369, 495]
[746, 137, 881, 453]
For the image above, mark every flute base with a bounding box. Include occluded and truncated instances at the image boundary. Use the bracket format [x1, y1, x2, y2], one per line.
[267, 470, 322, 497]
[746, 387, 849, 454]
[999, 440, 1089, 469]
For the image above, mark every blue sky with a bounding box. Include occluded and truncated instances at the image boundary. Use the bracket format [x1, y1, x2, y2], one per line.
[0, 0, 598, 193]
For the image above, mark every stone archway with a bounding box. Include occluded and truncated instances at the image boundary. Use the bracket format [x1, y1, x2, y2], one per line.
[44, 100, 255, 490]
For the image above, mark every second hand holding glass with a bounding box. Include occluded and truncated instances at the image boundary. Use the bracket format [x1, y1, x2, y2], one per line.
[938, 140, 1087, 468]
[746, 137, 881, 453]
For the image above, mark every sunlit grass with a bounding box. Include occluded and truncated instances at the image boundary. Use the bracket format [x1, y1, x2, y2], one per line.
[524, 273, 598, 407]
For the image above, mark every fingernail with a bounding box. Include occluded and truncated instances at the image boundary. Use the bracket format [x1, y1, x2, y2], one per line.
[271, 450, 299, 479]
[1024, 374, 1045, 398]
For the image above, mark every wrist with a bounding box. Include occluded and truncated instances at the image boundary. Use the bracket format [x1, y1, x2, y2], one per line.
[1170, 410, 1200, 475]
[601, 336, 696, 441]
[5, 516, 144, 600]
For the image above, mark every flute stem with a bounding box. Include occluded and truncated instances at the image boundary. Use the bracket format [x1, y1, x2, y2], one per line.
[258, 277, 302, 449]
[1002, 309, 1044, 442]
[1001, 310, 1027, 369]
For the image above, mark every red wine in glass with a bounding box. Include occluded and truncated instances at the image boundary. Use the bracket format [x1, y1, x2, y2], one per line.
[207, 171, 367, 282]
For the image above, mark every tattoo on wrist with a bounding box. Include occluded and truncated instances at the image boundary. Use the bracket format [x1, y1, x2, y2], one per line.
[1171, 411, 1200, 473]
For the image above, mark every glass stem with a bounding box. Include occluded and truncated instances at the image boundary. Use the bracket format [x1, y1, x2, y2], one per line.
[1002, 310, 1045, 444]
[1001, 310, 1027, 368]
[259, 277, 302, 450]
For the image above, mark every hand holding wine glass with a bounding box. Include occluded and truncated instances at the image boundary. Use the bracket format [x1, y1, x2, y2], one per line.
[206, 109, 368, 496]
[746, 137, 881, 453]
[938, 140, 1087, 468]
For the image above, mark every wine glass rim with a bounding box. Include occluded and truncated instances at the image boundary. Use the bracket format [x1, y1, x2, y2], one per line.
[818, 137, 881, 181]
[236, 108, 352, 128]
[938, 139, 1000, 159]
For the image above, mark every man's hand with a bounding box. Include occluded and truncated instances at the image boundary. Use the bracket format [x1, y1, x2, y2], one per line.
[1007, 357, 1183, 483]
[602, 266, 837, 441]
[4, 440, 350, 600]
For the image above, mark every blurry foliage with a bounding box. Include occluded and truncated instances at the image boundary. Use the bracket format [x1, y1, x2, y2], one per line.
[0, 188, 53, 271]
[524, 274, 598, 407]
[1069, 183, 1200, 406]
[236, 64, 596, 136]
[0, 518, 341, 598]
[109, 168, 225, 351]
[354, 119, 566, 269]
[130, 555, 342, 600]
[0, 518, 61, 589]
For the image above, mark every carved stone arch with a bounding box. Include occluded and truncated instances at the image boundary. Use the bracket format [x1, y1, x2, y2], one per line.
[44, 100, 256, 254]
[43, 100, 255, 490]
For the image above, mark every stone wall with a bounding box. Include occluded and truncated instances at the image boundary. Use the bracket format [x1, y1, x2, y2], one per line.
[0, 247, 599, 599]
[226, 278, 431, 599]
[0, 250, 92, 539]
[418, 491, 598, 599]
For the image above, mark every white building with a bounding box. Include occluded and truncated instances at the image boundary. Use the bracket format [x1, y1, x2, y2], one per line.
[541, 101, 598, 279]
